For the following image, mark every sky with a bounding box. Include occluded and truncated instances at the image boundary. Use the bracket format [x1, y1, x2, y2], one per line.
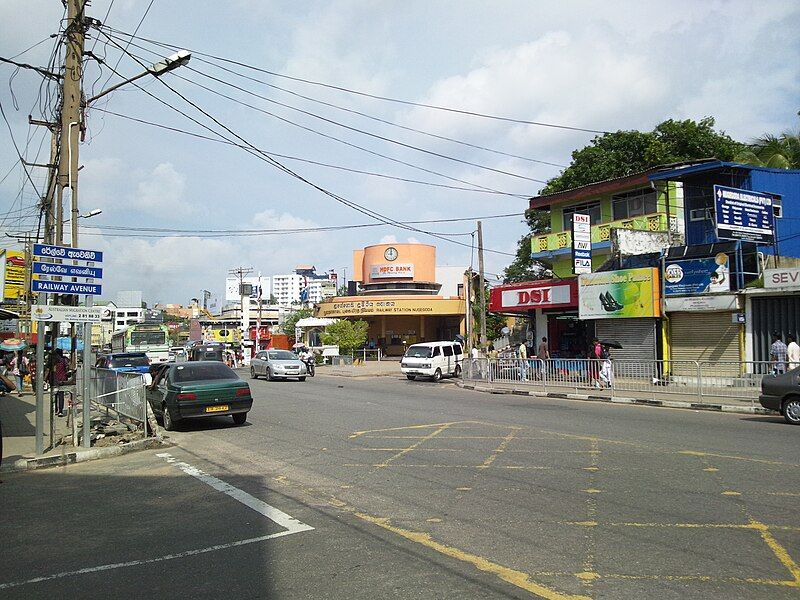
[0, 0, 798, 305]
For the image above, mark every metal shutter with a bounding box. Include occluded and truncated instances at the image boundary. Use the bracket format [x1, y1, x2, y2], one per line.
[595, 318, 656, 362]
[669, 312, 739, 363]
[752, 296, 800, 362]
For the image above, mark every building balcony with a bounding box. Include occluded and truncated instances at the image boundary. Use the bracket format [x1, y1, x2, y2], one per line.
[531, 212, 671, 256]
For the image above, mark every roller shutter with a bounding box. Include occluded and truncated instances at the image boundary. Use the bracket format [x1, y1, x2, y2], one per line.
[669, 312, 739, 363]
[595, 318, 656, 362]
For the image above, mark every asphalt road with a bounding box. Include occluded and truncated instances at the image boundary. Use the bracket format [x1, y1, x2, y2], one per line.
[1, 371, 798, 599]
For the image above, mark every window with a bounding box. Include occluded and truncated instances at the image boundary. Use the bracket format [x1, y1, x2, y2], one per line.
[562, 201, 602, 227]
[612, 189, 658, 220]
[432, 347, 441, 357]
[772, 196, 783, 218]
[454, 345, 463, 356]
[443, 345, 453, 357]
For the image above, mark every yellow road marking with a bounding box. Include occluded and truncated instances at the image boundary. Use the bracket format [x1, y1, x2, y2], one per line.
[600, 572, 798, 587]
[375, 423, 452, 468]
[350, 420, 522, 439]
[360, 447, 464, 452]
[426, 518, 442, 523]
[343, 463, 551, 470]
[583, 467, 599, 472]
[575, 571, 599, 581]
[355, 513, 590, 600]
[767, 492, 800, 497]
[722, 491, 741, 496]
[456, 487, 472, 491]
[750, 519, 800, 584]
[480, 429, 518, 468]
[678, 450, 799, 467]
[559, 520, 800, 533]
[583, 489, 602, 494]
[703, 467, 719, 472]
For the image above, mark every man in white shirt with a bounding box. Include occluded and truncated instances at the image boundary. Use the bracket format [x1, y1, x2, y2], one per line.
[787, 334, 800, 370]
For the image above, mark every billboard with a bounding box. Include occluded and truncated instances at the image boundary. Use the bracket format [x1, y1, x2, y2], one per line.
[714, 185, 775, 244]
[578, 267, 660, 319]
[2, 250, 26, 300]
[489, 280, 577, 312]
[664, 254, 730, 296]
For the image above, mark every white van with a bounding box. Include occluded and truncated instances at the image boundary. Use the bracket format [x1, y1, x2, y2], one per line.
[401, 341, 463, 381]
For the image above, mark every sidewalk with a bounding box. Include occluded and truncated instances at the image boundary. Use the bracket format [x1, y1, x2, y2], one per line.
[458, 379, 774, 415]
[0, 390, 164, 473]
[317, 360, 402, 378]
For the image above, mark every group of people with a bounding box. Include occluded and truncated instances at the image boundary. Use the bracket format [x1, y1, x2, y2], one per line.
[769, 332, 800, 374]
[0, 350, 31, 396]
[0, 348, 72, 416]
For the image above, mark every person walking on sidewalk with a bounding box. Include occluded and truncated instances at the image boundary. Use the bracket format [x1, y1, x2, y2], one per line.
[536, 337, 550, 380]
[9, 351, 29, 395]
[517, 342, 528, 382]
[787, 334, 800, 371]
[589, 338, 603, 388]
[47, 349, 70, 417]
[770, 331, 788, 375]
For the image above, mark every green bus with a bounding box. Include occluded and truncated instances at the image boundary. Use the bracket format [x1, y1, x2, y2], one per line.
[111, 323, 171, 364]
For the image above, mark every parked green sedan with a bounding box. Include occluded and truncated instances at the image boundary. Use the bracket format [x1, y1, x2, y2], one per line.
[147, 361, 252, 431]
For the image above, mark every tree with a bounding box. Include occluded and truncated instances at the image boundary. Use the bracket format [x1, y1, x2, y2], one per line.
[505, 117, 744, 279]
[735, 131, 800, 169]
[321, 319, 369, 355]
[281, 307, 312, 338]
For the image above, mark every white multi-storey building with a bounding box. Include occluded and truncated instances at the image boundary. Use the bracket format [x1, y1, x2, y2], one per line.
[307, 279, 337, 304]
[271, 273, 304, 306]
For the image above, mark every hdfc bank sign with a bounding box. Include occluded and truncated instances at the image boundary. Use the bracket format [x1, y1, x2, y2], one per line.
[489, 280, 577, 312]
[370, 263, 415, 279]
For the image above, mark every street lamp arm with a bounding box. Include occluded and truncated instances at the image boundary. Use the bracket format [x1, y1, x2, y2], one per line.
[85, 50, 191, 105]
[86, 69, 149, 104]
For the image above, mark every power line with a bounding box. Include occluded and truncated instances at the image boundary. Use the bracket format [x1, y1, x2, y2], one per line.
[99, 24, 611, 135]
[92, 106, 529, 198]
[101, 30, 566, 169]
[94, 31, 520, 258]
[0, 100, 42, 197]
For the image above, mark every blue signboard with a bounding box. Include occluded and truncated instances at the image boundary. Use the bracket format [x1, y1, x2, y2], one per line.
[31, 280, 102, 295]
[33, 243, 103, 263]
[714, 185, 775, 244]
[32, 262, 103, 279]
[664, 255, 731, 296]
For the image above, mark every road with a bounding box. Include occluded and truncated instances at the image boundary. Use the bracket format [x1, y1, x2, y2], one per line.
[2, 372, 799, 599]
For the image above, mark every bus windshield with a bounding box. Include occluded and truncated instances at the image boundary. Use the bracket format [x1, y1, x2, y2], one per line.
[131, 330, 168, 345]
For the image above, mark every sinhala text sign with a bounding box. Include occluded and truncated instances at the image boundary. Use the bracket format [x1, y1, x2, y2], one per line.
[714, 185, 775, 244]
[578, 267, 660, 319]
[32, 243, 103, 296]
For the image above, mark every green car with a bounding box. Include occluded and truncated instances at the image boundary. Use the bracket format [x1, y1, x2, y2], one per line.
[147, 361, 253, 431]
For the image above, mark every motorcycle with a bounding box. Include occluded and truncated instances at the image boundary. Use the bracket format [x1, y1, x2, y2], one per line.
[302, 355, 315, 377]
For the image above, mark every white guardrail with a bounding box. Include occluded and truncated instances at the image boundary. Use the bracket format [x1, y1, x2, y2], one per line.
[462, 358, 777, 406]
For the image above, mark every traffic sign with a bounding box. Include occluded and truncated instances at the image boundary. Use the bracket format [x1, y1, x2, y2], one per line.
[31, 305, 103, 323]
[31, 280, 101, 295]
[714, 185, 775, 244]
[32, 262, 103, 279]
[33, 243, 103, 263]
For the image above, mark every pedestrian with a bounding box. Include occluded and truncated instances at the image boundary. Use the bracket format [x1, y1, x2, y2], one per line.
[787, 334, 800, 371]
[487, 344, 498, 381]
[536, 336, 550, 379]
[9, 350, 29, 395]
[47, 348, 70, 417]
[599, 343, 613, 388]
[517, 342, 528, 382]
[770, 331, 788, 375]
[589, 338, 602, 388]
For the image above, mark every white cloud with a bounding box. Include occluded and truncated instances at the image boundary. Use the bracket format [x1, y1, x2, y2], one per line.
[379, 234, 398, 244]
[133, 163, 190, 214]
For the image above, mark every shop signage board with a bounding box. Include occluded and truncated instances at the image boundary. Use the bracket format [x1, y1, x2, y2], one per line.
[664, 254, 730, 296]
[572, 213, 592, 274]
[578, 267, 660, 319]
[489, 280, 577, 312]
[316, 297, 463, 318]
[764, 267, 800, 289]
[31, 305, 103, 323]
[370, 264, 414, 279]
[663, 294, 740, 312]
[2, 249, 26, 300]
[713, 185, 775, 244]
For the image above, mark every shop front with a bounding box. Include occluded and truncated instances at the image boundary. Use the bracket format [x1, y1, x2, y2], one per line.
[578, 268, 661, 362]
[663, 255, 742, 364]
[315, 296, 465, 356]
[747, 267, 800, 362]
[488, 279, 589, 356]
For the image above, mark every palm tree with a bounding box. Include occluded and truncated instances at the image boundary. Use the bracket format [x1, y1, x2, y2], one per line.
[735, 131, 800, 169]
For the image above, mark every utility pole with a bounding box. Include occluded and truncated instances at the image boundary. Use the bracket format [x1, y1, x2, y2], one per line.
[477, 221, 487, 349]
[465, 268, 472, 353]
[229, 266, 253, 363]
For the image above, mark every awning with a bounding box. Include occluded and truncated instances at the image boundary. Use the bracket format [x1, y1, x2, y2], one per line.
[0, 308, 20, 320]
[295, 317, 338, 328]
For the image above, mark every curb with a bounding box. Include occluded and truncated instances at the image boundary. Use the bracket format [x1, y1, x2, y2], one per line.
[456, 381, 774, 416]
[1, 437, 172, 474]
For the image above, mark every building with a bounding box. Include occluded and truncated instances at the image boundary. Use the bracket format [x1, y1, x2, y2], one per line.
[271, 273, 304, 306]
[271, 267, 336, 306]
[490, 160, 800, 365]
[314, 243, 466, 356]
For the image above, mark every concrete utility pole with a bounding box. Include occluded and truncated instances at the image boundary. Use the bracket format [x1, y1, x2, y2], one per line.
[465, 268, 472, 353]
[477, 221, 487, 349]
[229, 266, 253, 363]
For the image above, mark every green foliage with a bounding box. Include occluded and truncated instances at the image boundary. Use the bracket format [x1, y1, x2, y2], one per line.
[281, 308, 312, 337]
[321, 319, 369, 355]
[735, 131, 800, 169]
[503, 208, 551, 283]
[542, 117, 743, 195]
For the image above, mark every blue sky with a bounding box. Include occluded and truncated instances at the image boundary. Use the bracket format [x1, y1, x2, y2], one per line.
[1, 0, 798, 305]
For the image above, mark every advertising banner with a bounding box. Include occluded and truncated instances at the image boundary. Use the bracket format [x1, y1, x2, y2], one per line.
[572, 213, 592, 275]
[578, 267, 660, 319]
[2, 250, 26, 300]
[664, 254, 730, 296]
[31, 305, 104, 323]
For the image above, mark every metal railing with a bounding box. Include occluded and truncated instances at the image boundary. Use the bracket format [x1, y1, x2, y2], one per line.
[89, 367, 148, 426]
[352, 348, 383, 362]
[463, 358, 777, 407]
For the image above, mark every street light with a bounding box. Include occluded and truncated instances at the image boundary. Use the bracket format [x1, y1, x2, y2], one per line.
[86, 50, 191, 104]
[63, 209, 102, 222]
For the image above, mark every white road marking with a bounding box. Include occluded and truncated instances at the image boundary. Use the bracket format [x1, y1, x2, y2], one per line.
[155, 452, 314, 534]
[0, 453, 313, 590]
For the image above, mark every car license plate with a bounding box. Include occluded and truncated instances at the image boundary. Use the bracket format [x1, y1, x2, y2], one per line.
[205, 405, 229, 413]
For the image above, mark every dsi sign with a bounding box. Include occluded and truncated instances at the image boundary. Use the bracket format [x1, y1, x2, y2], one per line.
[489, 280, 577, 312]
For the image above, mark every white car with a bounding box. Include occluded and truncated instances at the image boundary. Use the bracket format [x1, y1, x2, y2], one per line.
[250, 349, 308, 381]
[401, 341, 463, 382]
